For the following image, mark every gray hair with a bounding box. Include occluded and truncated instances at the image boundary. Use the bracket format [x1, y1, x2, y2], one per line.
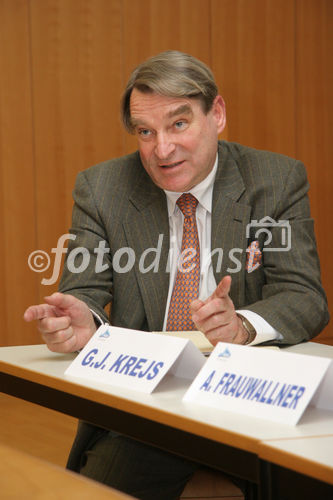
[121, 50, 218, 132]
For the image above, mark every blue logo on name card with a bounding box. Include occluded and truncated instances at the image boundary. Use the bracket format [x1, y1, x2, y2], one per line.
[99, 330, 111, 339]
[218, 348, 231, 359]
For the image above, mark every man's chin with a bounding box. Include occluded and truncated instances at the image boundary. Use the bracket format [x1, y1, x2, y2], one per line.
[158, 178, 194, 193]
[148, 165, 194, 192]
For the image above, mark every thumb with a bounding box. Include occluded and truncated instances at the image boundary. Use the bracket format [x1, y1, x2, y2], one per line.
[44, 292, 77, 311]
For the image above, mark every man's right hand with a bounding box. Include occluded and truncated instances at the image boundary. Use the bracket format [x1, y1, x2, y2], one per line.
[23, 293, 97, 353]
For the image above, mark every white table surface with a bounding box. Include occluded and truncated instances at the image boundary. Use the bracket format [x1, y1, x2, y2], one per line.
[1, 342, 333, 455]
[259, 435, 333, 485]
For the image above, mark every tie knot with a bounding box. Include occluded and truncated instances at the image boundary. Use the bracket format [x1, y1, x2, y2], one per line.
[177, 193, 198, 218]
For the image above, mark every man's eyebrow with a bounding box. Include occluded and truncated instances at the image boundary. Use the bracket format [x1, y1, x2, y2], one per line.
[130, 117, 144, 129]
[167, 104, 193, 119]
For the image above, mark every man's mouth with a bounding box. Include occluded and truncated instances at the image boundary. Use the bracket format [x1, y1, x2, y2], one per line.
[160, 160, 184, 169]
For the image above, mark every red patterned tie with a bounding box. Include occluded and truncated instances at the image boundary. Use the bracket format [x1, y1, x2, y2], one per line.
[166, 193, 200, 331]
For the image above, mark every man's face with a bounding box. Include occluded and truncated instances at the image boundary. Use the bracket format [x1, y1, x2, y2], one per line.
[129, 89, 226, 192]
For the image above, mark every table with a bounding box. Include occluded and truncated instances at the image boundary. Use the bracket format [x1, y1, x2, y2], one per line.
[1, 342, 333, 498]
[0, 441, 134, 499]
[258, 435, 333, 499]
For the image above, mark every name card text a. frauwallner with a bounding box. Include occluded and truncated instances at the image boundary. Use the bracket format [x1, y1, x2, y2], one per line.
[183, 342, 332, 425]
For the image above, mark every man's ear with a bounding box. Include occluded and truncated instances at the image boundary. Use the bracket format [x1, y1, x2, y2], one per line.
[212, 95, 226, 134]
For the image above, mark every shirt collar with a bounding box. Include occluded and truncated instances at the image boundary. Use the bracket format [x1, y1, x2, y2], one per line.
[164, 154, 218, 217]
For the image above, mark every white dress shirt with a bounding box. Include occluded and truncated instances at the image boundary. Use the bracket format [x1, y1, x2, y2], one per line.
[162, 155, 282, 345]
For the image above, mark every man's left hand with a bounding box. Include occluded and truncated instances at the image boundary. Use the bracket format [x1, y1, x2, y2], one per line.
[190, 276, 248, 345]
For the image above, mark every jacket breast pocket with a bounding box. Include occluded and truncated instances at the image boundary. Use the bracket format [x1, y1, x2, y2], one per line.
[244, 259, 266, 305]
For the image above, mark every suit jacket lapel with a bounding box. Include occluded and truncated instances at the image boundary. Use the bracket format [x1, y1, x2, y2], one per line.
[122, 141, 253, 329]
[122, 170, 170, 331]
[212, 142, 251, 306]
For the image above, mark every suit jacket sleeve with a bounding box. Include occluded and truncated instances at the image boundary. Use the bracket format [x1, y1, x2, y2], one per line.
[58, 167, 113, 324]
[241, 158, 329, 344]
[58, 152, 169, 332]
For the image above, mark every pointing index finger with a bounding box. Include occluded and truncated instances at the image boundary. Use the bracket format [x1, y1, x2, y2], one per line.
[23, 304, 56, 322]
[214, 275, 232, 299]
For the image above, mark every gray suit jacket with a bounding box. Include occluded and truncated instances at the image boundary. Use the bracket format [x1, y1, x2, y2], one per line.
[63, 140, 329, 471]
[60, 140, 329, 345]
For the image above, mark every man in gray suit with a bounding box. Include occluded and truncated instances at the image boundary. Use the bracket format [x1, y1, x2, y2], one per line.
[24, 51, 329, 499]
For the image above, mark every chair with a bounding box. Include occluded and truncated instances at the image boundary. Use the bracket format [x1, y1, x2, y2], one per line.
[180, 468, 244, 500]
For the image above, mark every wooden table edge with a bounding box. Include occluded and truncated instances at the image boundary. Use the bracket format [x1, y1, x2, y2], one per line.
[0, 358, 258, 454]
[258, 438, 333, 485]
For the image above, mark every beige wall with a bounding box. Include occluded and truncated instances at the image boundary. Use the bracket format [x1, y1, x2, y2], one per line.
[0, 0, 332, 346]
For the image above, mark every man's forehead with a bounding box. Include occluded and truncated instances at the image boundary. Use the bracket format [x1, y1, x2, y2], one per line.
[129, 90, 196, 121]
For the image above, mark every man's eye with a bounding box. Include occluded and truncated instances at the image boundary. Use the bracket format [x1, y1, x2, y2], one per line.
[175, 120, 186, 129]
[138, 129, 151, 137]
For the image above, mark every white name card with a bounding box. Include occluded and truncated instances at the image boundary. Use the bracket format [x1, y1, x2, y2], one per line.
[183, 342, 332, 425]
[65, 325, 205, 393]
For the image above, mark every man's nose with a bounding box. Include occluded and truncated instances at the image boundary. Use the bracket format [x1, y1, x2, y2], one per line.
[154, 133, 176, 159]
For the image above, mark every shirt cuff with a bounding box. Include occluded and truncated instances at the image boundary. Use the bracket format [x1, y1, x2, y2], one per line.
[75, 309, 108, 353]
[90, 308, 109, 327]
[236, 309, 283, 345]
